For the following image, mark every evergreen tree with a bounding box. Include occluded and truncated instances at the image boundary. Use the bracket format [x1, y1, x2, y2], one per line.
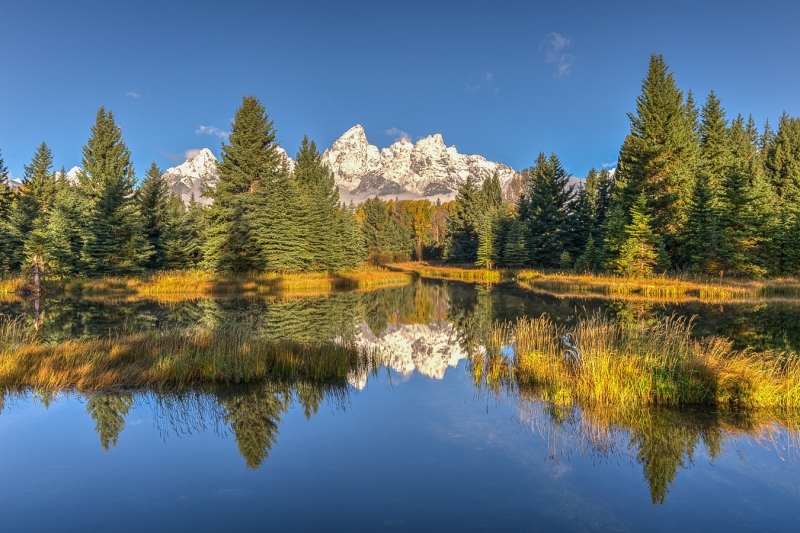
[475, 212, 499, 269]
[443, 176, 480, 263]
[517, 152, 574, 267]
[204, 95, 281, 272]
[501, 219, 527, 268]
[20, 143, 60, 271]
[613, 191, 668, 276]
[0, 148, 16, 271]
[764, 113, 800, 274]
[138, 162, 171, 270]
[611, 54, 697, 266]
[336, 202, 366, 268]
[43, 175, 86, 276]
[78, 108, 148, 275]
[253, 170, 312, 272]
[293, 136, 342, 269]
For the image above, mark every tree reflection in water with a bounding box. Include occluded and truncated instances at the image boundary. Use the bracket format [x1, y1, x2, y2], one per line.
[515, 395, 800, 505]
[75, 381, 352, 468]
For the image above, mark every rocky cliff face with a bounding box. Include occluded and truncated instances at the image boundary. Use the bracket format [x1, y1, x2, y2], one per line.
[324, 125, 517, 201]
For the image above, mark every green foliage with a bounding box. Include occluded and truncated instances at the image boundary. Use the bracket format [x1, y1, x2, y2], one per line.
[79, 107, 149, 275]
[204, 95, 279, 272]
[502, 219, 528, 269]
[138, 162, 171, 270]
[613, 191, 668, 276]
[517, 153, 574, 267]
[612, 54, 697, 265]
[444, 176, 481, 263]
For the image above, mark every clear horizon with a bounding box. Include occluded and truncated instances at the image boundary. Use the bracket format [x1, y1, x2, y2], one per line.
[2, 0, 799, 180]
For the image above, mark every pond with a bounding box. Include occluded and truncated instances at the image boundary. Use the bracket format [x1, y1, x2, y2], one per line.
[1, 280, 800, 531]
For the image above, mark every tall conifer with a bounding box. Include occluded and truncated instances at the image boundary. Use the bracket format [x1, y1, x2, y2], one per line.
[204, 96, 280, 272]
[79, 108, 147, 274]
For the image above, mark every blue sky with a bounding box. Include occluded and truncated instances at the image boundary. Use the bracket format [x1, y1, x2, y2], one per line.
[1, 0, 799, 180]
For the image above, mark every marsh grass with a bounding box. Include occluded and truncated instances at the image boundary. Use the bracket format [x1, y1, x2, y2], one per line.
[393, 262, 502, 283]
[26, 268, 412, 298]
[517, 270, 800, 302]
[475, 314, 800, 409]
[0, 317, 380, 390]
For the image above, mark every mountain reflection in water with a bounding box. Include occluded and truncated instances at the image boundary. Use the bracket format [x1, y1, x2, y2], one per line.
[3, 279, 800, 508]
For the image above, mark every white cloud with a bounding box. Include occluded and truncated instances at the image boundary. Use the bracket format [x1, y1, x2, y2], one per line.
[126, 92, 141, 98]
[184, 149, 204, 160]
[195, 125, 229, 139]
[542, 32, 576, 77]
[465, 71, 497, 92]
[383, 127, 411, 142]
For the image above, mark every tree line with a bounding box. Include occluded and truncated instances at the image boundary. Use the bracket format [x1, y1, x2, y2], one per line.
[443, 54, 800, 277]
[2, 54, 799, 279]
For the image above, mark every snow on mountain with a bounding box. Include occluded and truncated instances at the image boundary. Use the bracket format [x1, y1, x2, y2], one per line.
[163, 148, 220, 205]
[163, 147, 294, 205]
[346, 320, 467, 389]
[324, 125, 518, 202]
[162, 126, 519, 205]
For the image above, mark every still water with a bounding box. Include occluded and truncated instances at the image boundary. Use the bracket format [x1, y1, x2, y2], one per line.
[1, 280, 800, 531]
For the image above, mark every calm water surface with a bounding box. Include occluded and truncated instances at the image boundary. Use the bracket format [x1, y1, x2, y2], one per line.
[1, 280, 800, 531]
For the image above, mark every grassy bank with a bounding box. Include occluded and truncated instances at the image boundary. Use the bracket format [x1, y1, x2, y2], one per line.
[474, 314, 800, 409]
[517, 271, 800, 301]
[0, 317, 377, 390]
[392, 262, 501, 283]
[0, 267, 412, 298]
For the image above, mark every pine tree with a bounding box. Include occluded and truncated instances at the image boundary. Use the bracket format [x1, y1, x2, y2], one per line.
[43, 174, 86, 276]
[337, 202, 366, 268]
[138, 162, 171, 270]
[78, 108, 148, 275]
[764, 113, 800, 274]
[518, 152, 574, 267]
[443, 176, 480, 263]
[475, 212, 499, 269]
[0, 148, 17, 272]
[611, 54, 697, 266]
[613, 191, 668, 276]
[501, 219, 527, 269]
[204, 95, 281, 272]
[19, 143, 59, 274]
[253, 170, 311, 272]
[293, 136, 343, 270]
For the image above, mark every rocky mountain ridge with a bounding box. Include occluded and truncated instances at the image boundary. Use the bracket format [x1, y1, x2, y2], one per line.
[161, 125, 519, 204]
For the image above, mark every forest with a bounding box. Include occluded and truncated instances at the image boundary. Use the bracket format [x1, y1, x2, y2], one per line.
[1, 53, 799, 280]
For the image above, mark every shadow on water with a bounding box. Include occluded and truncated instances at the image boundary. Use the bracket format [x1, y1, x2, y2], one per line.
[4, 279, 800, 501]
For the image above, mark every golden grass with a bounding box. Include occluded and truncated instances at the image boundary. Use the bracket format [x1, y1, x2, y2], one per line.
[0, 276, 26, 295]
[24, 268, 412, 298]
[393, 262, 501, 283]
[0, 317, 377, 390]
[475, 314, 800, 409]
[516, 270, 800, 302]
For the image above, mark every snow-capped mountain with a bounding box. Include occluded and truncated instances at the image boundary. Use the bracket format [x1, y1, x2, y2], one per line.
[162, 126, 518, 204]
[163, 147, 294, 205]
[163, 148, 220, 205]
[325, 125, 517, 201]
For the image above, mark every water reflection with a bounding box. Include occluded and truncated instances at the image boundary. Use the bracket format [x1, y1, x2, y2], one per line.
[515, 397, 799, 505]
[4, 279, 800, 503]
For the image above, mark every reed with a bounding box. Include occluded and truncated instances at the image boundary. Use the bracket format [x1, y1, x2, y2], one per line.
[477, 314, 800, 409]
[0, 318, 379, 390]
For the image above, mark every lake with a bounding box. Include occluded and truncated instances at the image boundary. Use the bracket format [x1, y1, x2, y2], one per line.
[1, 279, 799, 531]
